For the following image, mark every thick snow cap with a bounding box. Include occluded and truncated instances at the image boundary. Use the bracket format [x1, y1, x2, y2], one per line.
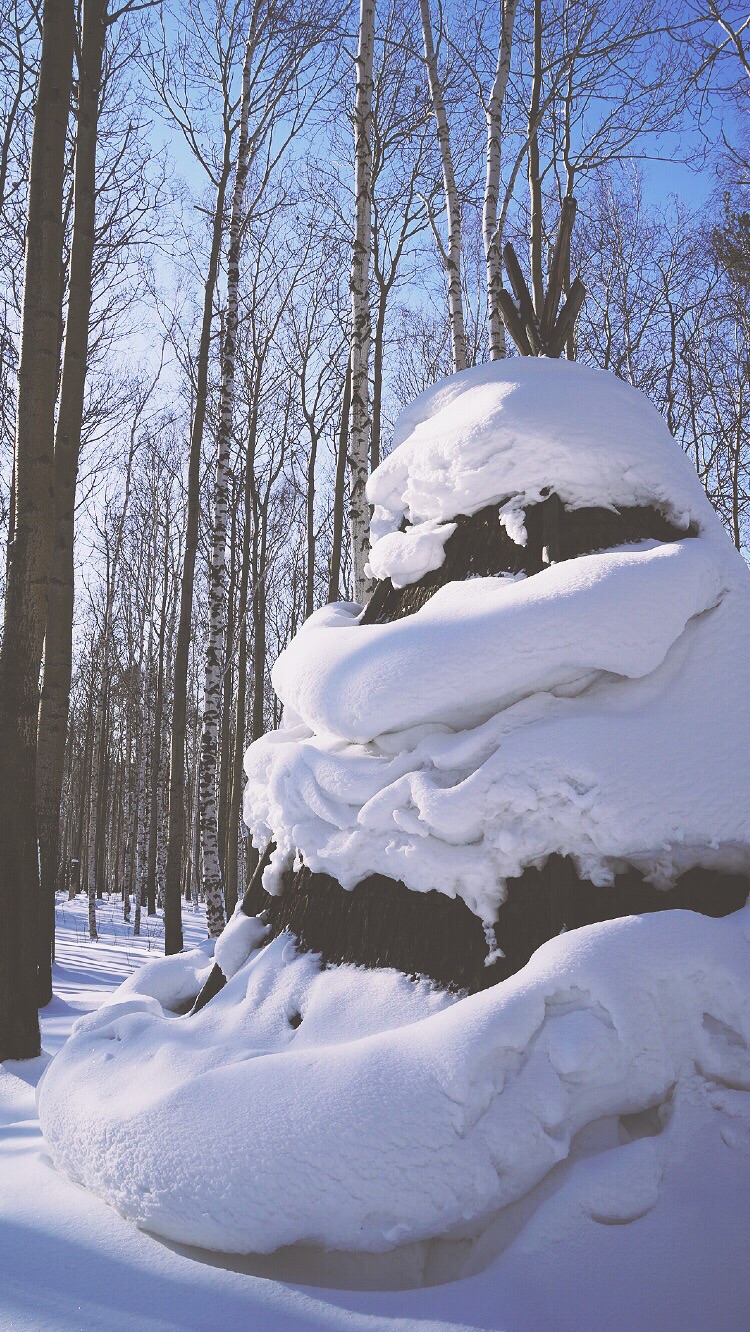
[367, 358, 712, 572]
[244, 358, 750, 921]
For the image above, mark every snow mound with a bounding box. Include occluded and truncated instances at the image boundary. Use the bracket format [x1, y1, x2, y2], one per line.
[367, 358, 712, 585]
[38, 906, 750, 1262]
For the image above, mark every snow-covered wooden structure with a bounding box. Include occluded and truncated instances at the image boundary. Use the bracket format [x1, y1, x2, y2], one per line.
[38, 347, 750, 1260]
[208, 353, 750, 1004]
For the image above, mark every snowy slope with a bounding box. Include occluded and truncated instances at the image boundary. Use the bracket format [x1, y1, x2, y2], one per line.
[244, 360, 750, 919]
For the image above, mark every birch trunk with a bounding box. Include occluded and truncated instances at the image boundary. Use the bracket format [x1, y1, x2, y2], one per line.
[251, 499, 268, 742]
[146, 521, 170, 915]
[348, 0, 375, 603]
[224, 613, 247, 917]
[328, 357, 351, 603]
[418, 0, 467, 373]
[86, 674, 99, 940]
[528, 0, 545, 317]
[164, 146, 233, 958]
[483, 0, 518, 360]
[133, 669, 150, 939]
[199, 29, 256, 939]
[0, 0, 75, 1059]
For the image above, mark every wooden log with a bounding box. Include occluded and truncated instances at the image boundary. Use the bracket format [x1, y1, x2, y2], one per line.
[191, 499, 718, 1013]
[231, 857, 750, 996]
[503, 241, 543, 353]
[361, 499, 695, 626]
[541, 196, 577, 346]
[496, 288, 533, 356]
[547, 276, 586, 358]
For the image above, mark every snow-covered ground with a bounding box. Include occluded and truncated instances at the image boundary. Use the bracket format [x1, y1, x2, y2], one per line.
[4, 892, 749, 1331]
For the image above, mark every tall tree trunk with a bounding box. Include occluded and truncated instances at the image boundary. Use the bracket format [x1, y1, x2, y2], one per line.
[86, 665, 99, 940]
[199, 27, 256, 940]
[133, 656, 150, 939]
[224, 612, 246, 918]
[146, 521, 170, 915]
[93, 674, 109, 899]
[349, 0, 375, 602]
[36, 0, 107, 1004]
[217, 492, 237, 880]
[328, 357, 351, 603]
[419, 0, 467, 372]
[164, 145, 233, 957]
[483, 0, 518, 361]
[305, 425, 319, 619]
[528, 0, 544, 316]
[0, 0, 75, 1058]
[251, 510, 268, 742]
[370, 285, 387, 472]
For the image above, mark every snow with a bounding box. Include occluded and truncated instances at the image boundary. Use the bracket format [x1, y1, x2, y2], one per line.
[22, 893, 750, 1329]
[367, 358, 710, 566]
[366, 517, 457, 588]
[213, 905, 270, 979]
[244, 360, 750, 919]
[9, 360, 750, 1328]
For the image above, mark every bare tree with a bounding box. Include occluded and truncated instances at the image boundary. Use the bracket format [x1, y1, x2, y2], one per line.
[419, 0, 467, 371]
[349, 0, 376, 602]
[0, 0, 74, 1061]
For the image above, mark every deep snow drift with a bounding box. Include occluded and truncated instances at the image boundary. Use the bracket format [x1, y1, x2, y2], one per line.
[6, 896, 750, 1330]
[35, 359, 750, 1316]
[37, 904, 750, 1274]
[244, 358, 750, 920]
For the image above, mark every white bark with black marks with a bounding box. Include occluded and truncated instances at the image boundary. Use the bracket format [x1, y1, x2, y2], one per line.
[483, 0, 518, 360]
[419, 0, 467, 373]
[199, 25, 256, 937]
[349, 0, 376, 603]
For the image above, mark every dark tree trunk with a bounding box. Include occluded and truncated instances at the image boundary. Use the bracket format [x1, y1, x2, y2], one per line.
[0, 0, 75, 1059]
[36, 0, 107, 1005]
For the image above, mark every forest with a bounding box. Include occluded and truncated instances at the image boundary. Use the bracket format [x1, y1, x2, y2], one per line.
[0, 0, 748, 1063]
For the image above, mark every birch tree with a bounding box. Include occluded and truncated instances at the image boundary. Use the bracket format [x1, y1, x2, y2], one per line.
[349, 0, 376, 603]
[198, 22, 257, 937]
[483, 0, 519, 359]
[419, 0, 467, 371]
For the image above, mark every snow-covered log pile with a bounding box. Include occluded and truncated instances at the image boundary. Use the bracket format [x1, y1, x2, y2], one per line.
[37, 357, 750, 1277]
[241, 357, 750, 987]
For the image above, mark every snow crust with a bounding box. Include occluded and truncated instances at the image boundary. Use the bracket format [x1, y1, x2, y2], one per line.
[243, 361, 750, 919]
[37, 905, 750, 1266]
